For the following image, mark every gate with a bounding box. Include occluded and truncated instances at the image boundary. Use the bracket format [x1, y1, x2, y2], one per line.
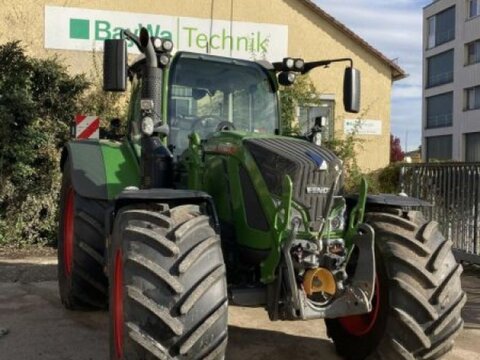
[400, 163, 480, 264]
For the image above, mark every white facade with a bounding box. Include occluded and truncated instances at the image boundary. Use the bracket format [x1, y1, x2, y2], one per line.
[423, 0, 480, 161]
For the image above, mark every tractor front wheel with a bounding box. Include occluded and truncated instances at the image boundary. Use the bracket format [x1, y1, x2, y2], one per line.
[58, 158, 108, 310]
[326, 210, 465, 360]
[109, 203, 228, 360]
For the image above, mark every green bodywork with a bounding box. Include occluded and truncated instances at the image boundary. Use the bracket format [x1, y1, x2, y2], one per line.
[184, 130, 368, 282]
[63, 139, 140, 200]
[101, 141, 141, 199]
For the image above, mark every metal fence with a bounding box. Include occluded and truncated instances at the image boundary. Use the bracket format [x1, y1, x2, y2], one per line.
[400, 163, 480, 264]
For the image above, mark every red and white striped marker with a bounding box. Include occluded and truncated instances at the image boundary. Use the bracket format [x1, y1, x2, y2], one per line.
[74, 115, 100, 139]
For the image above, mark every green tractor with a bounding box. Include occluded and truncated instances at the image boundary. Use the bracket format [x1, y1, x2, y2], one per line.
[58, 27, 465, 360]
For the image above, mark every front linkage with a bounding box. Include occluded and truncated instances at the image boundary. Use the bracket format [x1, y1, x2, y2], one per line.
[264, 176, 376, 321]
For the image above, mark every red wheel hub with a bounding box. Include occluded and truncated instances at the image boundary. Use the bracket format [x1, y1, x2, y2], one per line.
[63, 188, 75, 276]
[338, 277, 381, 337]
[113, 249, 124, 359]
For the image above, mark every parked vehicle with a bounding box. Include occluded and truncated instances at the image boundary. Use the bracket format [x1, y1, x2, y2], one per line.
[58, 27, 465, 359]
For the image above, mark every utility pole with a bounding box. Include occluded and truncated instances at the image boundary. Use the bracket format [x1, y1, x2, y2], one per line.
[405, 130, 409, 152]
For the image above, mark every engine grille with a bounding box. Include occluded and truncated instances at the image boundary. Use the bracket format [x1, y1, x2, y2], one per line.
[244, 138, 343, 222]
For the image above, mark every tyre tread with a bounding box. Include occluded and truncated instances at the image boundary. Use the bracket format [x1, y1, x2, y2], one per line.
[127, 322, 170, 360]
[326, 210, 465, 360]
[127, 285, 184, 336]
[125, 226, 179, 256]
[127, 251, 184, 293]
[110, 204, 228, 360]
[179, 300, 228, 355]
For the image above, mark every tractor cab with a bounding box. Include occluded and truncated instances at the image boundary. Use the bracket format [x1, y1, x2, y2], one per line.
[168, 52, 279, 159]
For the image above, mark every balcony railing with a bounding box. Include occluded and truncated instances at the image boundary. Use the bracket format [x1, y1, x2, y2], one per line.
[426, 113, 453, 128]
[428, 71, 453, 88]
[436, 29, 455, 46]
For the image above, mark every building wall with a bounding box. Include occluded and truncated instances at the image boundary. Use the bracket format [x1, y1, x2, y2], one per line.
[423, 0, 480, 161]
[0, 0, 395, 171]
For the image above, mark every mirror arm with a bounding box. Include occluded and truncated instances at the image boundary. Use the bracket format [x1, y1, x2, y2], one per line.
[301, 58, 353, 74]
[122, 29, 142, 52]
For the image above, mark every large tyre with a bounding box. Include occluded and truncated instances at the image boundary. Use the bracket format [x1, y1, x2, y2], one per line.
[326, 209, 465, 360]
[58, 158, 108, 310]
[109, 203, 228, 360]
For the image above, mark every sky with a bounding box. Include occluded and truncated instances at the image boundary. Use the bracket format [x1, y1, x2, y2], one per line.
[315, 0, 431, 151]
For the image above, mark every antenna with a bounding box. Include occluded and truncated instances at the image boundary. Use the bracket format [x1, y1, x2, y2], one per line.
[208, 0, 215, 54]
[405, 130, 408, 153]
[230, 0, 234, 57]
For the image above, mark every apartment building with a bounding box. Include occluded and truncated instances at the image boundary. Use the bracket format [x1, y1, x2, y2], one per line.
[423, 0, 480, 161]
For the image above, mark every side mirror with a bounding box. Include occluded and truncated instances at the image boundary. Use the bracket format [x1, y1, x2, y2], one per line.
[343, 67, 361, 113]
[103, 39, 127, 92]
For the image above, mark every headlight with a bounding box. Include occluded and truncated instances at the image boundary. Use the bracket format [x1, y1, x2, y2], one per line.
[153, 37, 163, 50]
[294, 58, 305, 71]
[284, 57, 295, 69]
[271, 197, 305, 230]
[329, 215, 344, 231]
[162, 39, 174, 52]
[159, 54, 170, 66]
[328, 197, 347, 232]
[141, 116, 154, 136]
[278, 71, 296, 86]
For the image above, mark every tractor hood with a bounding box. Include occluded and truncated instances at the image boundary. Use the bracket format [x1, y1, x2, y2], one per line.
[243, 137, 343, 224]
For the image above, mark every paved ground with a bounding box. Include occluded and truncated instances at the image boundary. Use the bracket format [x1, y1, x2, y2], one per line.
[0, 257, 479, 360]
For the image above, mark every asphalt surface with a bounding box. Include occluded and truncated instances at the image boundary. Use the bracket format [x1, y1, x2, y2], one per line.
[0, 257, 479, 360]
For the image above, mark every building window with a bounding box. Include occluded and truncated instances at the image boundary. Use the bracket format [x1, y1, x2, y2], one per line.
[469, 0, 480, 18]
[426, 92, 453, 129]
[426, 135, 453, 161]
[465, 85, 480, 110]
[466, 132, 480, 161]
[427, 50, 454, 88]
[466, 40, 480, 65]
[427, 6, 455, 48]
[297, 100, 335, 141]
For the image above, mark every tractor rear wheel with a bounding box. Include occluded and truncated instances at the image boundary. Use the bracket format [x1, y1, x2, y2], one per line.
[326, 210, 465, 360]
[109, 203, 228, 360]
[58, 158, 108, 310]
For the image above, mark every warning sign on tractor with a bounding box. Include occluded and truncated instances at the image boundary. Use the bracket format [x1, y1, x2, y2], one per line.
[73, 115, 100, 139]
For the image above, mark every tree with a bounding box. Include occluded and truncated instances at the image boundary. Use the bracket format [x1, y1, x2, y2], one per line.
[390, 134, 405, 163]
[279, 74, 320, 134]
[0, 41, 89, 246]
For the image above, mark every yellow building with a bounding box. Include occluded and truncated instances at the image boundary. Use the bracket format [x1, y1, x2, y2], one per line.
[0, 0, 405, 171]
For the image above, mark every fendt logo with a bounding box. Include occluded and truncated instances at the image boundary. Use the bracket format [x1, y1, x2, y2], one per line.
[45, 6, 288, 60]
[68, 17, 270, 53]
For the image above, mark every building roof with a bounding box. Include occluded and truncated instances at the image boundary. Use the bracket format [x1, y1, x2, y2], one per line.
[423, 0, 443, 10]
[298, 0, 407, 81]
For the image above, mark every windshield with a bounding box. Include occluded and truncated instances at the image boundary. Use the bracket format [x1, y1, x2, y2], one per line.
[168, 53, 279, 157]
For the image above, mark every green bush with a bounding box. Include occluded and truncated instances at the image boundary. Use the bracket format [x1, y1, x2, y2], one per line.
[358, 164, 401, 195]
[0, 42, 89, 246]
[280, 75, 320, 135]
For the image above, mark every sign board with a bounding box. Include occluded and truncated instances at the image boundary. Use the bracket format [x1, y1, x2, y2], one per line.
[44, 6, 288, 61]
[73, 115, 100, 139]
[344, 119, 382, 136]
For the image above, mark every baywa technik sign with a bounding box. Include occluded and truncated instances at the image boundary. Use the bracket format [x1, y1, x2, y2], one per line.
[44, 6, 288, 60]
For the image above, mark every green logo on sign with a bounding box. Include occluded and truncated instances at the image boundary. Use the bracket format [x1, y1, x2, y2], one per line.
[66, 17, 270, 53]
[70, 18, 90, 40]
